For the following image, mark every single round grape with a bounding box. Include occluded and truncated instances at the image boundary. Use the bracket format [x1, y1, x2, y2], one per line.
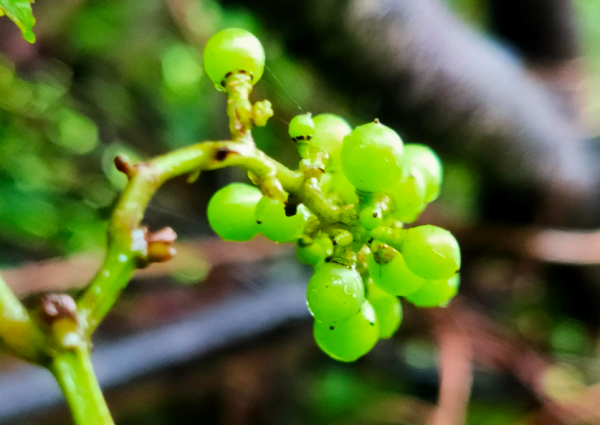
[203, 28, 265, 89]
[404, 144, 442, 203]
[312, 114, 352, 170]
[255, 197, 310, 242]
[389, 167, 427, 223]
[367, 250, 425, 296]
[306, 262, 365, 325]
[359, 201, 383, 230]
[366, 279, 402, 339]
[314, 300, 379, 362]
[341, 121, 404, 192]
[207, 183, 262, 241]
[401, 225, 460, 280]
[289, 113, 315, 142]
[405, 274, 460, 308]
[296, 235, 334, 266]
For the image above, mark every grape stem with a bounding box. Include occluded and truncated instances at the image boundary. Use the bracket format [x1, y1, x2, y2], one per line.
[0, 71, 404, 425]
[0, 274, 46, 363]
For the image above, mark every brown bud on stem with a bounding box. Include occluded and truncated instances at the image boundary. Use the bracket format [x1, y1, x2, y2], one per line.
[136, 227, 178, 268]
[41, 294, 78, 324]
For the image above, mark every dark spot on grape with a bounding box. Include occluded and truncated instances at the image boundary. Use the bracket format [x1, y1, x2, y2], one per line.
[373, 213, 378, 217]
[297, 135, 305, 141]
[307, 135, 312, 140]
[225, 71, 233, 78]
[329, 326, 335, 330]
[284, 202, 298, 217]
[239, 70, 247, 74]
[325, 256, 332, 262]
[256, 220, 262, 224]
[332, 240, 338, 246]
[368, 238, 374, 244]
[215, 147, 235, 161]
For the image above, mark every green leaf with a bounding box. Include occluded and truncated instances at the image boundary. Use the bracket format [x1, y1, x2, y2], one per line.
[0, 0, 36, 43]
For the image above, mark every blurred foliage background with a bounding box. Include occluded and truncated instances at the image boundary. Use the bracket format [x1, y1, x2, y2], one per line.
[0, 0, 599, 424]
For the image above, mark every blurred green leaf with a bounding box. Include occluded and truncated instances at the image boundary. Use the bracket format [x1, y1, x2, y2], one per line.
[0, 0, 36, 43]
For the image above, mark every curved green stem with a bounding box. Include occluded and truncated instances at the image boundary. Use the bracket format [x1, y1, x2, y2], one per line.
[76, 141, 315, 334]
[0, 274, 45, 363]
[51, 345, 114, 425]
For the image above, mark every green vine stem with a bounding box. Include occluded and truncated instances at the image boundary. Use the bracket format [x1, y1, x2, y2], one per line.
[0, 69, 407, 425]
[51, 345, 114, 425]
[0, 274, 45, 363]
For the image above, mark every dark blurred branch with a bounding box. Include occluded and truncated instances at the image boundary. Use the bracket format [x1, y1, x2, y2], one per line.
[455, 225, 600, 265]
[427, 314, 472, 425]
[488, 0, 588, 131]
[488, 0, 580, 64]
[218, 0, 600, 226]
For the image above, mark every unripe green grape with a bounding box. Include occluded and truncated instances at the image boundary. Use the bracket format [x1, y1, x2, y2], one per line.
[366, 278, 402, 339]
[296, 235, 334, 266]
[341, 121, 404, 192]
[314, 300, 379, 362]
[203, 28, 265, 89]
[306, 262, 365, 325]
[404, 144, 442, 203]
[312, 114, 352, 171]
[367, 249, 425, 296]
[401, 225, 460, 280]
[289, 113, 315, 142]
[207, 183, 262, 241]
[389, 167, 427, 223]
[255, 197, 311, 242]
[359, 199, 383, 230]
[405, 274, 460, 308]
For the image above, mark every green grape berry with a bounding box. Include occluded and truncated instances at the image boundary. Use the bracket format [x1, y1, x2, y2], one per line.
[255, 197, 310, 242]
[207, 183, 262, 241]
[400, 225, 460, 280]
[297, 235, 334, 266]
[306, 262, 365, 325]
[367, 249, 425, 296]
[314, 300, 379, 362]
[405, 274, 460, 308]
[389, 167, 427, 223]
[404, 144, 442, 203]
[203, 28, 265, 89]
[341, 121, 404, 192]
[312, 114, 352, 170]
[289, 113, 315, 142]
[359, 200, 383, 230]
[366, 278, 402, 339]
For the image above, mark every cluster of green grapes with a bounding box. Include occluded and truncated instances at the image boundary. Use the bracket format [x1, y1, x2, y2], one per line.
[203, 29, 460, 362]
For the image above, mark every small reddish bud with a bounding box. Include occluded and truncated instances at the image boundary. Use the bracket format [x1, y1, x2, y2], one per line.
[41, 294, 78, 324]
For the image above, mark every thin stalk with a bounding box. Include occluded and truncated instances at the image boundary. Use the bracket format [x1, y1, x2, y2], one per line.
[51, 345, 114, 425]
[0, 274, 45, 362]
